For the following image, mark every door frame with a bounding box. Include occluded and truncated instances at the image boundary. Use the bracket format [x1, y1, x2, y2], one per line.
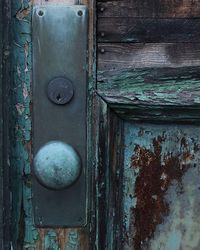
[1, 0, 11, 248]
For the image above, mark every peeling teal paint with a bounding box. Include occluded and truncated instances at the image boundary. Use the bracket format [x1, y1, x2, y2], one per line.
[44, 231, 58, 249]
[11, 1, 87, 249]
[98, 67, 200, 106]
[66, 231, 79, 250]
[11, 0, 34, 248]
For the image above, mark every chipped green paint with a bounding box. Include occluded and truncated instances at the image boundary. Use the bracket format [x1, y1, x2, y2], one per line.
[97, 67, 200, 122]
[123, 122, 200, 249]
[11, 0, 35, 248]
[97, 67, 200, 106]
[11, 1, 88, 249]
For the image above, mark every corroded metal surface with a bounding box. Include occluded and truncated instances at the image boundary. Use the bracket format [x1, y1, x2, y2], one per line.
[123, 122, 200, 250]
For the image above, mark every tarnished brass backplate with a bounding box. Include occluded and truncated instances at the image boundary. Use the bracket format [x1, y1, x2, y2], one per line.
[32, 5, 88, 227]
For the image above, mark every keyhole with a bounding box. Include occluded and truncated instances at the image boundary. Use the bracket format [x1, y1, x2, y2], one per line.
[47, 77, 74, 105]
[38, 10, 44, 16]
[56, 93, 62, 101]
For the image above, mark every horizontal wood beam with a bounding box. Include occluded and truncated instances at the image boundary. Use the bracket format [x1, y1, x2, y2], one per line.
[108, 105, 200, 122]
[97, 0, 200, 18]
[98, 18, 200, 43]
[33, 0, 78, 5]
[97, 67, 200, 107]
[98, 43, 200, 70]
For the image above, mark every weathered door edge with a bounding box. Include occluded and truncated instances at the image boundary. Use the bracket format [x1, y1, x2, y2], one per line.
[0, 0, 3, 247]
[85, 0, 103, 247]
[89, 93, 125, 249]
[1, 0, 11, 249]
[9, 0, 95, 249]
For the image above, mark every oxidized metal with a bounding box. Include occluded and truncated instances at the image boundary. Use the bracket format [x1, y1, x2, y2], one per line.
[123, 122, 200, 249]
[34, 141, 81, 190]
[47, 77, 74, 105]
[32, 5, 88, 227]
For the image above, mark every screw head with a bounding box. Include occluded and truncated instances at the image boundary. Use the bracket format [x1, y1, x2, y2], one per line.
[34, 141, 81, 190]
[47, 77, 74, 105]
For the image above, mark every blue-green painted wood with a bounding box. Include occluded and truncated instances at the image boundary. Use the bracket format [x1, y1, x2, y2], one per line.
[0, 0, 3, 246]
[97, 67, 200, 122]
[11, 0, 36, 247]
[11, 1, 89, 249]
[98, 67, 200, 106]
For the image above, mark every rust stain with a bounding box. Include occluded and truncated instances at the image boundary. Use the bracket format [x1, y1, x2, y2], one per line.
[131, 136, 194, 249]
[37, 229, 46, 250]
[56, 229, 69, 250]
[25, 140, 32, 162]
[77, 228, 90, 250]
[35, 229, 89, 249]
[16, 7, 30, 20]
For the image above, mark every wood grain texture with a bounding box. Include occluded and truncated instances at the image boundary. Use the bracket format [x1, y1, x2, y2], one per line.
[98, 43, 200, 70]
[97, 0, 200, 18]
[2, 0, 11, 249]
[33, 0, 78, 5]
[97, 67, 200, 121]
[92, 96, 124, 249]
[0, 0, 3, 246]
[98, 18, 200, 42]
[98, 67, 200, 106]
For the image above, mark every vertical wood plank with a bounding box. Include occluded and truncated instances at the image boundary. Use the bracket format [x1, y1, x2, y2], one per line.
[11, 0, 35, 248]
[0, 0, 3, 247]
[1, 0, 11, 248]
[11, 0, 92, 249]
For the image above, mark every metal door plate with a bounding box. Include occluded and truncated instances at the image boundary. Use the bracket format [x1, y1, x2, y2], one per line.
[32, 5, 88, 227]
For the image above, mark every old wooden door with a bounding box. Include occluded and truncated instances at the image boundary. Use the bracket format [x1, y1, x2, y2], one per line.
[1, 0, 200, 249]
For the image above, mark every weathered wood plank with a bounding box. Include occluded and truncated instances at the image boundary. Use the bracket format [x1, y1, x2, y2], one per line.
[98, 43, 200, 70]
[33, 0, 78, 4]
[1, 0, 11, 249]
[98, 18, 200, 42]
[105, 110, 124, 249]
[123, 122, 200, 249]
[93, 96, 124, 249]
[11, 0, 91, 249]
[110, 105, 200, 122]
[0, 0, 3, 247]
[97, 67, 200, 121]
[98, 67, 200, 107]
[97, 0, 200, 18]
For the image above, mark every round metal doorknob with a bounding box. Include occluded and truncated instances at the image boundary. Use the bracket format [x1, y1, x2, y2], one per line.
[33, 141, 81, 190]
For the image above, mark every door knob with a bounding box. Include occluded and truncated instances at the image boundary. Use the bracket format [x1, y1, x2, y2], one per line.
[34, 141, 81, 190]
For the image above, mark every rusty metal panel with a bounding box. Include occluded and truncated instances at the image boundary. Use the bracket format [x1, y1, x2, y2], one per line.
[32, 5, 88, 227]
[123, 122, 200, 249]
